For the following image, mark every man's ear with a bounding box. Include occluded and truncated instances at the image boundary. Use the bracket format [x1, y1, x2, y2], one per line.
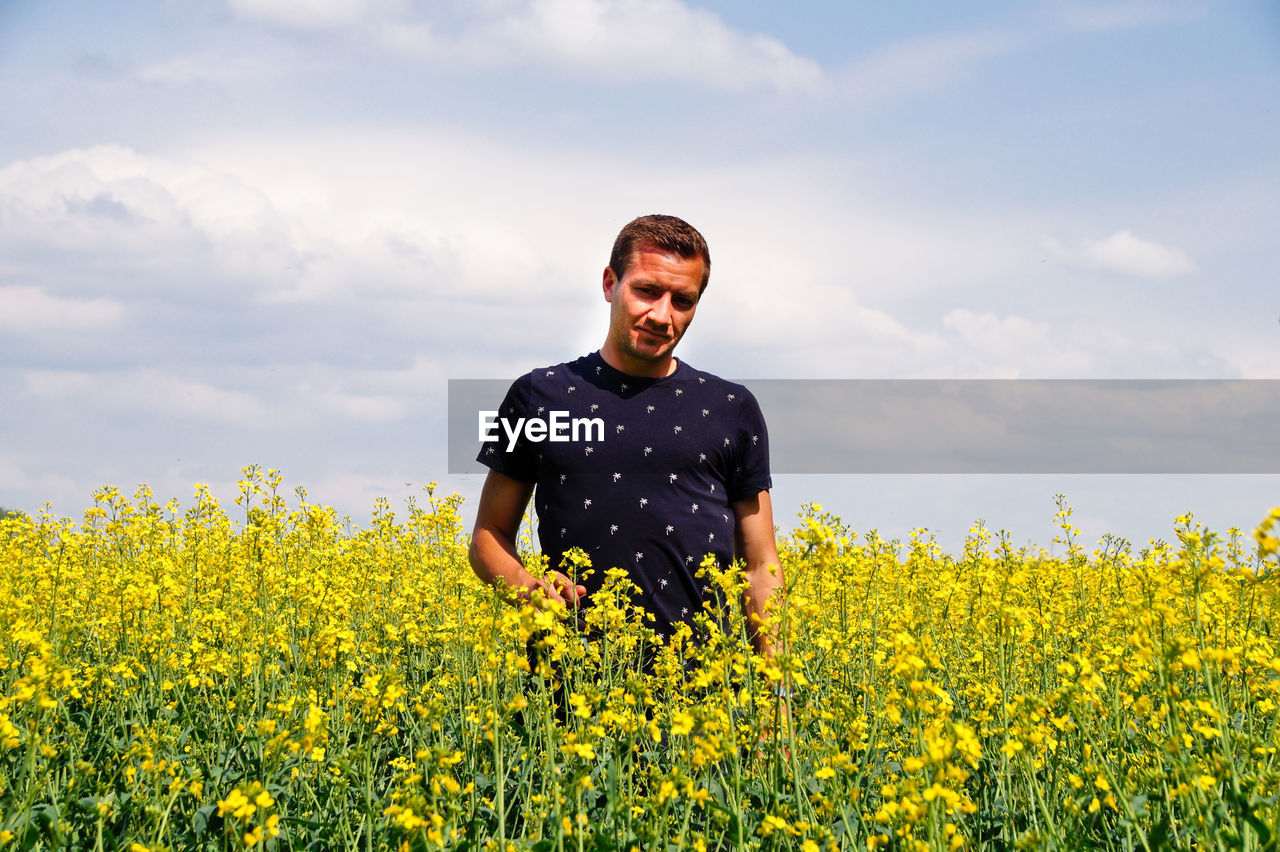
[602, 266, 617, 302]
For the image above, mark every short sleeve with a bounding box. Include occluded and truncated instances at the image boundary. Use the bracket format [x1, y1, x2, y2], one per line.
[475, 374, 539, 484]
[727, 387, 772, 502]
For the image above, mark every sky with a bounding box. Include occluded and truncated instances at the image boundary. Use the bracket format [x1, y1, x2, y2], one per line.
[2, 0, 1278, 552]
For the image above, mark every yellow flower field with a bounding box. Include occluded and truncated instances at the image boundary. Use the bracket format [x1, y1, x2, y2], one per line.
[2, 466, 1279, 850]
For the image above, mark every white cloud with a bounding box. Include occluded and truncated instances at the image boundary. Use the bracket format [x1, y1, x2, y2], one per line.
[0, 131, 1243, 393]
[0, 452, 87, 515]
[313, 390, 406, 422]
[721, 281, 944, 357]
[0, 146, 303, 294]
[19, 369, 96, 400]
[941, 309, 1059, 377]
[944, 308, 1049, 346]
[1041, 230, 1196, 279]
[136, 54, 275, 86]
[1205, 339, 1280, 380]
[18, 363, 431, 427]
[1049, 0, 1202, 34]
[226, 0, 822, 94]
[0, 286, 125, 333]
[22, 369, 275, 425]
[228, 0, 395, 30]
[833, 3, 1205, 107]
[476, 0, 824, 94]
[836, 29, 1014, 106]
[935, 308, 1238, 378]
[373, 20, 436, 54]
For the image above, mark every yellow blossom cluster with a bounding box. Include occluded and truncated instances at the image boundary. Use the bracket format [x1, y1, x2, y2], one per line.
[0, 469, 1277, 849]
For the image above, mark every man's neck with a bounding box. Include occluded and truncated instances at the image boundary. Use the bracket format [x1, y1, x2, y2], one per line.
[597, 344, 678, 378]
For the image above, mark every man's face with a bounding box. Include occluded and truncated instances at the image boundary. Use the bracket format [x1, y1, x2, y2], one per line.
[601, 246, 704, 378]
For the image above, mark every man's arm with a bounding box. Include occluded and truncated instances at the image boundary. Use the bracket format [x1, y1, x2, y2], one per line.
[731, 489, 784, 657]
[469, 469, 586, 606]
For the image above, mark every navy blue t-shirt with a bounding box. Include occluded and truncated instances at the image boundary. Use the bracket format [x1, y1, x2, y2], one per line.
[477, 351, 772, 640]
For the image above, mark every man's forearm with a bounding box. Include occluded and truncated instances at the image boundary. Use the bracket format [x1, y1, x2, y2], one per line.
[469, 524, 586, 608]
[742, 559, 784, 657]
[468, 525, 538, 596]
[730, 490, 781, 657]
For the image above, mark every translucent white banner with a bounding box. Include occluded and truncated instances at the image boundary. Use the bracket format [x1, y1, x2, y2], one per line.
[449, 379, 1280, 474]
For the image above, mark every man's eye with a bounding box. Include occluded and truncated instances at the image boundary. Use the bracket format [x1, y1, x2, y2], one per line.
[675, 298, 694, 309]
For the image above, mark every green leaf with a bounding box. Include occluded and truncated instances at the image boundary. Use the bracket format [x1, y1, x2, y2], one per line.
[193, 803, 217, 835]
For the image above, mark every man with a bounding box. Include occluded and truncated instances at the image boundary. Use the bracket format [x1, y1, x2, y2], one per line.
[469, 214, 782, 656]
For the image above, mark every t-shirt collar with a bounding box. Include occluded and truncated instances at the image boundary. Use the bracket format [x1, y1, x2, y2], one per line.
[587, 350, 686, 389]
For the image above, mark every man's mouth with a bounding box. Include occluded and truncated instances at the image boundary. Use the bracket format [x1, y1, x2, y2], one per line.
[637, 327, 669, 342]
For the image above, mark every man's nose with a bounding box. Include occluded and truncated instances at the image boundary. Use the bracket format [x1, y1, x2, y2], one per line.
[647, 294, 672, 325]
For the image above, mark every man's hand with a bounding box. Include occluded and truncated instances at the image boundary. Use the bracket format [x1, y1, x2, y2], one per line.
[469, 470, 590, 610]
[519, 569, 588, 609]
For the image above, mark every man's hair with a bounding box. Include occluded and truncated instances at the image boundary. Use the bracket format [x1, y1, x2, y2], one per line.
[609, 214, 711, 292]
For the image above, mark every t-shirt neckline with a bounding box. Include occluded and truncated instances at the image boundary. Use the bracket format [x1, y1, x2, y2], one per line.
[587, 350, 687, 386]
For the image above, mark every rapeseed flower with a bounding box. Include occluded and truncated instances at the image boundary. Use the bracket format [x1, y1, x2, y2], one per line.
[2, 475, 1278, 850]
